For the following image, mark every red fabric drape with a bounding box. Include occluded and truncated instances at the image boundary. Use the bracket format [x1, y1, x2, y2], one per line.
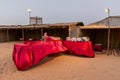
[63, 41, 95, 57]
[13, 40, 67, 70]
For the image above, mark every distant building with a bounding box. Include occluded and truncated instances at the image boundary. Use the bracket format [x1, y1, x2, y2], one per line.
[30, 16, 43, 25]
[79, 16, 120, 49]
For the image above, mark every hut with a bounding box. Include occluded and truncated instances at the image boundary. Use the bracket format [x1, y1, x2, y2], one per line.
[79, 16, 120, 54]
[0, 22, 84, 42]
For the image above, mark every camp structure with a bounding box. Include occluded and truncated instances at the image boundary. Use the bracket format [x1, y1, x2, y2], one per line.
[79, 16, 120, 55]
[0, 22, 84, 42]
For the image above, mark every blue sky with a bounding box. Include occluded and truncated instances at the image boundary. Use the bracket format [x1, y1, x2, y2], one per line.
[0, 0, 120, 25]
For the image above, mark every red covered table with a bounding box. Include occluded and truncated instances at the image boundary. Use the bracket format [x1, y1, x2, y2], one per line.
[63, 41, 95, 57]
[13, 40, 67, 70]
[93, 44, 103, 52]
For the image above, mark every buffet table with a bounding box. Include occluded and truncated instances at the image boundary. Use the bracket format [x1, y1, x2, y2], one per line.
[63, 41, 95, 57]
[13, 40, 67, 70]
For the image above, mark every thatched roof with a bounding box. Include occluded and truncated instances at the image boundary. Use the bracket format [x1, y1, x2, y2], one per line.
[0, 24, 68, 29]
[80, 25, 120, 29]
[0, 22, 84, 29]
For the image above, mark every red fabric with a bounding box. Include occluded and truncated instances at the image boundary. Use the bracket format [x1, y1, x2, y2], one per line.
[63, 41, 95, 57]
[13, 40, 67, 70]
[93, 44, 103, 52]
[45, 36, 54, 41]
[13, 44, 33, 70]
[53, 40, 68, 52]
[24, 40, 41, 45]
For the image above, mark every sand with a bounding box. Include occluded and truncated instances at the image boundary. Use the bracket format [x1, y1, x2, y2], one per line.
[0, 42, 120, 80]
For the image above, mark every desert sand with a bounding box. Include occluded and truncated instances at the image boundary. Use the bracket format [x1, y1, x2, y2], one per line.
[0, 41, 120, 80]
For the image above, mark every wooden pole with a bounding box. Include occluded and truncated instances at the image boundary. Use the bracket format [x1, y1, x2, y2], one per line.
[41, 28, 43, 39]
[107, 10, 110, 55]
[6, 28, 9, 42]
[22, 28, 24, 41]
[68, 25, 72, 37]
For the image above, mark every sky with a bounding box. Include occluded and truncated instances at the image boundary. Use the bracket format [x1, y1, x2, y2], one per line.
[0, 0, 120, 25]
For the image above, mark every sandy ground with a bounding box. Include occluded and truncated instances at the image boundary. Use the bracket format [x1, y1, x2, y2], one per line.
[0, 42, 120, 80]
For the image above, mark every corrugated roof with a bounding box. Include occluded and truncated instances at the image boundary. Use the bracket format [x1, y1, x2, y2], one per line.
[79, 16, 120, 29]
[90, 16, 120, 26]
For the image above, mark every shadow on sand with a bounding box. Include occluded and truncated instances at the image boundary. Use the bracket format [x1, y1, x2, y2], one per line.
[26, 53, 64, 70]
